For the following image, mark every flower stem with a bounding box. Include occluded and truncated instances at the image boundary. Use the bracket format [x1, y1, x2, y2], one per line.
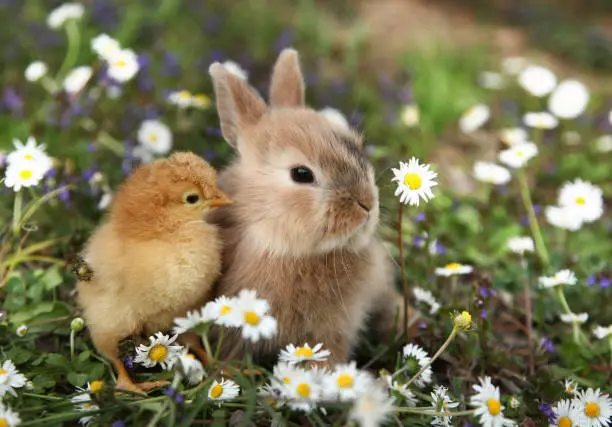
[394, 407, 476, 417]
[201, 332, 214, 363]
[397, 202, 410, 338]
[56, 20, 81, 81]
[555, 287, 572, 314]
[517, 169, 549, 268]
[12, 190, 23, 236]
[520, 257, 535, 375]
[400, 327, 458, 387]
[450, 275, 458, 307]
[608, 337, 612, 368]
[70, 330, 76, 361]
[215, 325, 224, 361]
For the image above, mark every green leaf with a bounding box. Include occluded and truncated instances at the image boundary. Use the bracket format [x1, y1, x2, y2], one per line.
[67, 372, 89, 387]
[45, 353, 71, 370]
[41, 266, 64, 290]
[32, 374, 56, 390]
[6, 346, 35, 364]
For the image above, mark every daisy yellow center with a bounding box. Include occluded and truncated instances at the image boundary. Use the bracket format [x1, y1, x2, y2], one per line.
[0, 368, 6, 375]
[89, 380, 104, 393]
[220, 305, 232, 315]
[210, 384, 223, 398]
[267, 397, 277, 408]
[454, 311, 472, 330]
[558, 417, 572, 427]
[116, 59, 126, 67]
[294, 347, 314, 358]
[336, 374, 354, 388]
[585, 402, 600, 418]
[487, 398, 501, 416]
[149, 344, 168, 362]
[24, 154, 34, 160]
[445, 263, 462, 270]
[185, 353, 195, 360]
[283, 377, 290, 384]
[0, 418, 7, 427]
[19, 169, 33, 180]
[516, 150, 524, 156]
[194, 94, 209, 104]
[296, 383, 311, 398]
[148, 134, 158, 143]
[244, 311, 260, 325]
[567, 386, 574, 393]
[575, 197, 586, 205]
[403, 173, 422, 190]
[178, 90, 191, 98]
[83, 403, 96, 409]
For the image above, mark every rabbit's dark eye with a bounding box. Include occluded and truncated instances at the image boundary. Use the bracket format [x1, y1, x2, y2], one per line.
[183, 192, 201, 204]
[291, 166, 315, 184]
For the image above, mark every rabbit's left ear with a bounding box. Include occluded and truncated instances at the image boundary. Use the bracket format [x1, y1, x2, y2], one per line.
[269, 49, 305, 108]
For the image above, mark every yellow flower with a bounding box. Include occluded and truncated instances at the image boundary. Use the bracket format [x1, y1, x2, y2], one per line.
[453, 311, 472, 331]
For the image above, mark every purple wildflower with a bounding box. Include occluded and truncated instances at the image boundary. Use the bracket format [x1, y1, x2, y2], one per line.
[540, 337, 554, 354]
[415, 212, 426, 223]
[480, 309, 488, 319]
[111, 421, 125, 427]
[124, 356, 133, 369]
[274, 28, 294, 53]
[174, 393, 185, 404]
[539, 402, 556, 424]
[600, 277, 611, 289]
[585, 274, 597, 287]
[163, 387, 176, 397]
[413, 235, 425, 248]
[478, 287, 489, 298]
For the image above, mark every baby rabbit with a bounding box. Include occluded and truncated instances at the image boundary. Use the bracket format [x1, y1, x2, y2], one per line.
[206, 49, 412, 365]
[77, 152, 231, 393]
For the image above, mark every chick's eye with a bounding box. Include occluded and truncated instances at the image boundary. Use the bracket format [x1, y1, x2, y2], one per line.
[183, 193, 200, 204]
[290, 166, 315, 184]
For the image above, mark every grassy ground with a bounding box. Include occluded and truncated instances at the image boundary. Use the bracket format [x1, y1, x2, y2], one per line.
[1, 1, 611, 426]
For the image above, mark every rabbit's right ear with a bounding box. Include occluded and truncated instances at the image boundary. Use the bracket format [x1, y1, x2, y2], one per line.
[209, 63, 267, 149]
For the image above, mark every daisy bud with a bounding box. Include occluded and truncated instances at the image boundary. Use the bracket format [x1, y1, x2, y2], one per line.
[89, 380, 104, 393]
[452, 311, 472, 331]
[16, 324, 28, 337]
[71, 317, 85, 332]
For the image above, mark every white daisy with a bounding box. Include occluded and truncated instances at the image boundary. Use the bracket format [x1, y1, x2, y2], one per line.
[470, 376, 515, 426]
[107, 49, 140, 83]
[402, 343, 432, 388]
[478, 71, 504, 90]
[413, 287, 440, 315]
[348, 383, 394, 427]
[71, 392, 99, 426]
[391, 157, 438, 207]
[593, 325, 612, 340]
[258, 383, 285, 410]
[518, 65, 557, 97]
[63, 66, 93, 95]
[431, 385, 460, 427]
[563, 378, 579, 395]
[15, 325, 27, 337]
[167, 90, 194, 108]
[498, 142, 538, 168]
[4, 159, 46, 192]
[47, 2, 84, 29]
[202, 295, 241, 327]
[499, 127, 528, 146]
[278, 343, 331, 366]
[233, 289, 278, 342]
[595, 135, 612, 153]
[399, 104, 420, 127]
[501, 56, 527, 75]
[545, 205, 584, 231]
[97, 191, 112, 210]
[473, 161, 512, 185]
[509, 397, 521, 409]
[0, 402, 21, 427]
[271, 362, 299, 391]
[175, 351, 205, 385]
[133, 332, 183, 370]
[560, 313, 588, 325]
[137, 120, 173, 155]
[574, 388, 612, 427]
[322, 361, 374, 402]
[0, 360, 27, 398]
[435, 262, 474, 277]
[25, 61, 48, 82]
[7, 137, 52, 174]
[91, 34, 121, 61]
[320, 107, 350, 129]
[523, 112, 559, 129]
[385, 375, 417, 405]
[539, 269, 577, 288]
[550, 399, 583, 427]
[507, 236, 534, 254]
[558, 179, 604, 223]
[223, 60, 248, 80]
[548, 79, 589, 119]
[283, 368, 322, 412]
[191, 94, 211, 109]
[172, 309, 207, 335]
[208, 378, 240, 405]
[459, 104, 490, 133]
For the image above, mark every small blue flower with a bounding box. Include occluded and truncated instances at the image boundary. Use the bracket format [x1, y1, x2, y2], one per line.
[478, 287, 489, 298]
[540, 337, 554, 354]
[174, 393, 185, 404]
[538, 402, 556, 424]
[164, 386, 176, 397]
[124, 356, 133, 369]
[480, 309, 488, 319]
[112, 421, 126, 427]
[600, 277, 611, 289]
[585, 274, 597, 286]
[415, 212, 426, 223]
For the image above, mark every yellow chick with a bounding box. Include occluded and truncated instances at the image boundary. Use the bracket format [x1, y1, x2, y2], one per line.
[77, 152, 231, 394]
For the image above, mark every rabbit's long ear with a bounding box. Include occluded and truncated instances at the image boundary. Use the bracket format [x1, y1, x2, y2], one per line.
[209, 63, 267, 148]
[269, 49, 305, 108]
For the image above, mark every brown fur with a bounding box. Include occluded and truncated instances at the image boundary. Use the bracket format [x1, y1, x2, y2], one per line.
[77, 152, 230, 390]
[207, 49, 411, 364]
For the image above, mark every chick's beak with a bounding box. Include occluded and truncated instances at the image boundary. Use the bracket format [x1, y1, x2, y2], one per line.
[210, 192, 233, 208]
